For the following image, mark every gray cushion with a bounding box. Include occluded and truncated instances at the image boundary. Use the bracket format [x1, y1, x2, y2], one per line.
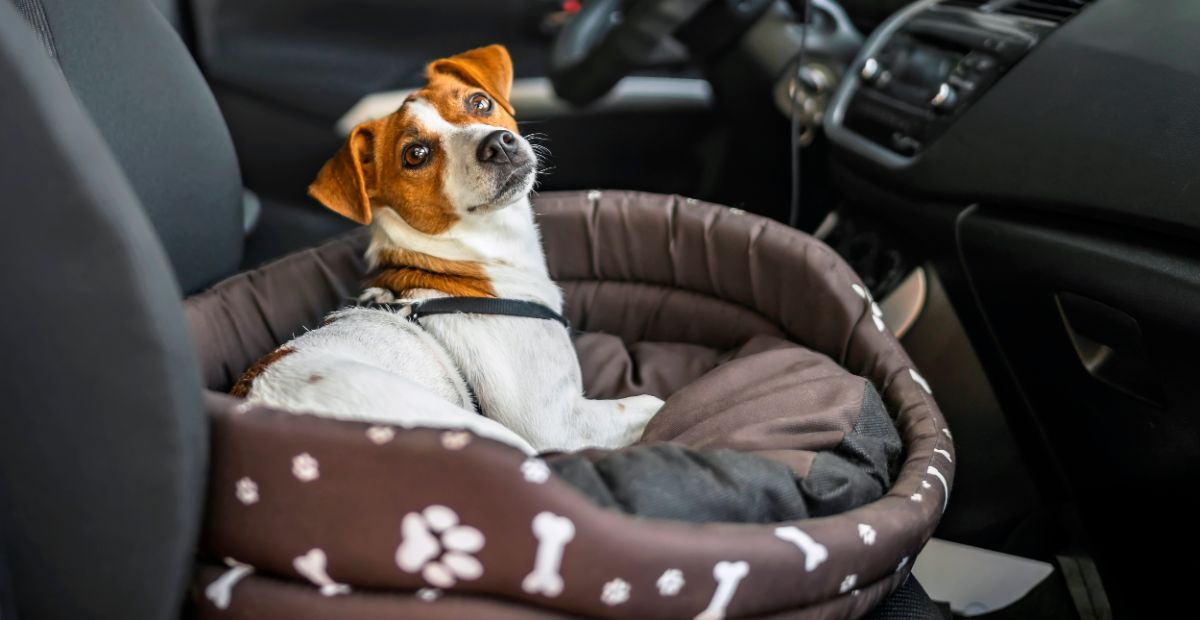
[38, 0, 244, 294]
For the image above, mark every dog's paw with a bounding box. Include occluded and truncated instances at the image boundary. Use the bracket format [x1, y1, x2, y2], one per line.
[357, 287, 396, 304]
[618, 394, 665, 443]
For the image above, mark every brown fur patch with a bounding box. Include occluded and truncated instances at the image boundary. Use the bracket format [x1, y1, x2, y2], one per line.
[230, 347, 296, 398]
[308, 45, 519, 235]
[371, 247, 496, 298]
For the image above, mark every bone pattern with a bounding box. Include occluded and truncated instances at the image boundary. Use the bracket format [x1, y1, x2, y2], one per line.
[204, 558, 254, 610]
[522, 512, 576, 597]
[293, 548, 350, 596]
[694, 561, 749, 620]
[773, 526, 829, 572]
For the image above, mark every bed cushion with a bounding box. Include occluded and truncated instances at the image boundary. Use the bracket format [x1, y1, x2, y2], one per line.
[187, 191, 954, 619]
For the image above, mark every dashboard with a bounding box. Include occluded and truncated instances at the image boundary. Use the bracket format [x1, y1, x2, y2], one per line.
[825, 0, 1200, 239]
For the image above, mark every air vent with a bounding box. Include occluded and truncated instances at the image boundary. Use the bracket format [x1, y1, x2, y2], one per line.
[997, 0, 1092, 24]
[940, 0, 989, 8]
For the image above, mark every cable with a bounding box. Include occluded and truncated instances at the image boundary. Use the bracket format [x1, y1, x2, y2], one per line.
[788, 0, 812, 229]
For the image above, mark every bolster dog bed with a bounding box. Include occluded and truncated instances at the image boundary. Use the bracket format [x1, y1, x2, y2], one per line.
[186, 191, 954, 618]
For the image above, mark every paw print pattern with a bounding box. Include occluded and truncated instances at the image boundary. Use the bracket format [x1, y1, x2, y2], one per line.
[857, 523, 876, 546]
[440, 431, 471, 450]
[366, 426, 395, 445]
[521, 458, 551, 484]
[396, 505, 485, 588]
[292, 453, 319, 482]
[656, 569, 685, 596]
[235, 477, 259, 505]
[839, 574, 858, 594]
[601, 578, 630, 606]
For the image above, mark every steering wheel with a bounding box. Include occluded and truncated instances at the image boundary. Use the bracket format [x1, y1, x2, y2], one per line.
[549, 0, 775, 106]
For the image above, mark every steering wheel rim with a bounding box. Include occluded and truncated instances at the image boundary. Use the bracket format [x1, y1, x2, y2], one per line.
[549, 0, 718, 106]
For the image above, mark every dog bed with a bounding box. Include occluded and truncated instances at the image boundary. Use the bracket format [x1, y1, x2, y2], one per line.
[186, 190, 954, 619]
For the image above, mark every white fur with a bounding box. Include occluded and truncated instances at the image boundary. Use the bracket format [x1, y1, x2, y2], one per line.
[245, 99, 662, 453]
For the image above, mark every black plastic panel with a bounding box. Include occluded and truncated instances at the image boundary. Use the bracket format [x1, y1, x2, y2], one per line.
[959, 207, 1200, 616]
[835, 0, 1200, 239]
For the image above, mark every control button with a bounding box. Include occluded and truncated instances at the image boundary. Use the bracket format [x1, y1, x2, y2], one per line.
[861, 57, 882, 83]
[931, 83, 958, 111]
[891, 132, 922, 155]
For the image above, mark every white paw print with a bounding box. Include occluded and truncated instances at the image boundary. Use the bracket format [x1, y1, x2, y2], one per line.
[839, 574, 858, 594]
[921, 480, 932, 489]
[586, 189, 603, 201]
[857, 523, 876, 546]
[441, 431, 471, 450]
[292, 453, 319, 482]
[521, 458, 551, 484]
[396, 505, 485, 588]
[367, 426, 395, 445]
[416, 587, 442, 602]
[656, 569, 685, 596]
[235, 477, 259, 505]
[357, 287, 395, 304]
[910, 493, 923, 502]
[909, 368, 932, 394]
[601, 578, 631, 606]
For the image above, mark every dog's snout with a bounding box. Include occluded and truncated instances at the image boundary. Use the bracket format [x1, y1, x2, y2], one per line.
[477, 130, 519, 164]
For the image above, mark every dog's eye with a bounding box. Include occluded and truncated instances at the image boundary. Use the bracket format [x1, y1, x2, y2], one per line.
[468, 93, 492, 115]
[403, 144, 430, 168]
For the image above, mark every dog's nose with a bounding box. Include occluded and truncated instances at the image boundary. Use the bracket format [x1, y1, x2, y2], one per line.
[477, 130, 519, 164]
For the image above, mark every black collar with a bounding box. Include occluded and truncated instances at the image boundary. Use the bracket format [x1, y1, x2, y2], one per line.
[360, 296, 570, 329]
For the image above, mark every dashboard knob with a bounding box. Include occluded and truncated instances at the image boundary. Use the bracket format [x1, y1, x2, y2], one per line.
[931, 82, 958, 111]
[861, 57, 882, 83]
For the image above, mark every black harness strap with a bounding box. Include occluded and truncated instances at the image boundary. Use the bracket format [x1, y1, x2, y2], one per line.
[405, 296, 570, 329]
[350, 296, 570, 417]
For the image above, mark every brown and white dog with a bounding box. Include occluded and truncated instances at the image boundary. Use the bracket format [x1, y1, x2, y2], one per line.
[233, 45, 663, 454]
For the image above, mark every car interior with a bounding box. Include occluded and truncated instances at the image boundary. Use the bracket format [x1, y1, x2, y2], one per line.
[1, 0, 1194, 618]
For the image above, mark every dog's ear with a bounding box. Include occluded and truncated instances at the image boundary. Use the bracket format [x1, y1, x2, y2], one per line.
[427, 45, 515, 115]
[308, 122, 378, 225]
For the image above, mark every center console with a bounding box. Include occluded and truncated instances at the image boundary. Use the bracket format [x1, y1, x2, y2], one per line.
[827, 0, 1066, 167]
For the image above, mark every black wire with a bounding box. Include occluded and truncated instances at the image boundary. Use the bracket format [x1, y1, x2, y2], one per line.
[788, 0, 812, 229]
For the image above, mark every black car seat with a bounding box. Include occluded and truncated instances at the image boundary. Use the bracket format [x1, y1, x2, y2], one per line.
[0, 1, 944, 618]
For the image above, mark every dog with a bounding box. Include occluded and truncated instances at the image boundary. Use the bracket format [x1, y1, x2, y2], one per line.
[232, 45, 664, 454]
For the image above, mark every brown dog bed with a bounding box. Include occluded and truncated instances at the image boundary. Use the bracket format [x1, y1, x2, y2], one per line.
[187, 191, 953, 619]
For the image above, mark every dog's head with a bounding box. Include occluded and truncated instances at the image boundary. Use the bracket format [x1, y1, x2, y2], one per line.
[309, 45, 536, 232]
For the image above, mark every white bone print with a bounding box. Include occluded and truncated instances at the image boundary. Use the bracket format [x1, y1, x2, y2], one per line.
[204, 558, 253, 610]
[928, 465, 950, 511]
[522, 512, 575, 597]
[694, 561, 749, 620]
[773, 526, 829, 571]
[943, 428, 953, 439]
[293, 549, 350, 596]
[896, 556, 910, 573]
[857, 523, 877, 545]
[934, 448, 952, 462]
